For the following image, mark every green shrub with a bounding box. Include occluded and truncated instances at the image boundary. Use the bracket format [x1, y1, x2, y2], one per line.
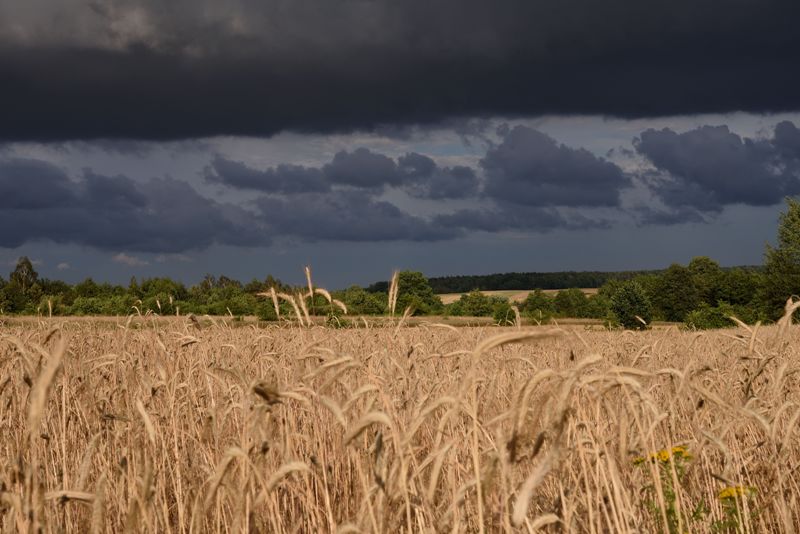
[492, 299, 515, 325]
[521, 289, 554, 323]
[610, 281, 652, 330]
[684, 300, 762, 330]
[685, 304, 734, 329]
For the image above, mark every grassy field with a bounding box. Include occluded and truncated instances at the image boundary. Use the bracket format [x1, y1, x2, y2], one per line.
[437, 288, 599, 305]
[2, 312, 799, 532]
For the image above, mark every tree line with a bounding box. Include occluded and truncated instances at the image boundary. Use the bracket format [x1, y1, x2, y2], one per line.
[3, 198, 800, 328]
[422, 270, 666, 294]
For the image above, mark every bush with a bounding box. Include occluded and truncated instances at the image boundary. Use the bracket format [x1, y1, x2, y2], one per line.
[333, 286, 386, 315]
[584, 294, 612, 319]
[610, 281, 652, 330]
[492, 299, 515, 325]
[521, 290, 555, 323]
[450, 290, 494, 317]
[396, 271, 443, 315]
[255, 301, 278, 321]
[553, 288, 590, 317]
[684, 301, 759, 329]
[684, 303, 735, 329]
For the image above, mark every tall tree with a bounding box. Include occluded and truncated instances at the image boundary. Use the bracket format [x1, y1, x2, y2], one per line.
[652, 264, 700, 322]
[610, 281, 652, 330]
[688, 256, 723, 306]
[9, 256, 38, 294]
[761, 198, 800, 319]
[396, 271, 443, 315]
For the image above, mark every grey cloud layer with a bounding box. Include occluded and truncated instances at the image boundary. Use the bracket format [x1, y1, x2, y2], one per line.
[206, 149, 480, 199]
[1, 0, 799, 141]
[483, 126, 630, 207]
[0, 158, 267, 251]
[4, 121, 800, 253]
[636, 121, 800, 213]
[256, 192, 460, 242]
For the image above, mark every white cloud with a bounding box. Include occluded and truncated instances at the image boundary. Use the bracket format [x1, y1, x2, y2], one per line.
[112, 252, 149, 267]
[154, 253, 193, 263]
[56, 262, 70, 270]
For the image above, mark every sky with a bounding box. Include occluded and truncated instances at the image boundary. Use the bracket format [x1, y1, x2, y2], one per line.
[1, 0, 800, 289]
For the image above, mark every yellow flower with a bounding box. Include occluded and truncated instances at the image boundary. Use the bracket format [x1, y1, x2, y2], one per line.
[719, 486, 756, 500]
[633, 446, 693, 465]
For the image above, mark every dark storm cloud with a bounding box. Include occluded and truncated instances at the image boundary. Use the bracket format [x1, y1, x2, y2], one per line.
[635, 122, 800, 212]
[205, 155, 330, 193]
[481, 125, 631, 207]
[434, 207, 567, 233]
[0, 158, 79, 208]
[631, 205, 709, 226]
[324, 149, 400, 189]
[1, 0, 799, 141]
[774, 121, 800, 161]
[0, 157, 268, 251]
[397, 153, 480, 199]
[435, 205, 609, 233]
[206, 150, 480, 199]
[255, 191, 459, 242]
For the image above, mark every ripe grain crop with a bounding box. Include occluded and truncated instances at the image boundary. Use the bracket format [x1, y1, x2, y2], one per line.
[2, 305, 800, 532]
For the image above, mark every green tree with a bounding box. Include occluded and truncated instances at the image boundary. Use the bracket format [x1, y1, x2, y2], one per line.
[9, 256, 38, 294]
[584, 294, 612, 319]
[553, 288, 590, 318]
[334, 285, 386, 315]
[718, 268, 760, 306]
[74, 278, 102, 298]
[687, 256, 723, 306]
[760, 198, 800, 319]
[395, 271, 443, 315]
[610, 281, 652, 330]
[684, 302, 736, 330]
[652, 264, 699, 322]
[521, 289, 555, 322]
[491, 298, 515, 325]
[454, 290, 494, 317]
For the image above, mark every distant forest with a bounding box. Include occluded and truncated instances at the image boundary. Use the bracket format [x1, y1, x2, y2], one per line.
[4, 196, 800, 330]
[369, 267, 762, 294]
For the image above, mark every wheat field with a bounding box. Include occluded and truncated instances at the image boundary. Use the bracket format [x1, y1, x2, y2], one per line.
[2, 310, 800, 533]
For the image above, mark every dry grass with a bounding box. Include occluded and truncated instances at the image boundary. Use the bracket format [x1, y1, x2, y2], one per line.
[437, 289, 598, 305]
[2, 312, 800, 532]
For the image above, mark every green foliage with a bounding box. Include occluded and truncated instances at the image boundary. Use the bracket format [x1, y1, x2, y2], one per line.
[333, 286, 386, 315]
[491, 299, 515, 325]
[652, 264, 700, 322]
[553, 288, 590, 317]
[425, 269, 661, 294]
[712, 486, 758, 532]
[610, 281, 652, 329]
[760, 198, 800, 320]
[685, 302, 759, 329]
[451, 290, 494, 317]
[684, 303, 735, 330]
[634, 447, 704, 534]
[717, 268, 760, 306]
[520, 289, 555, 322]
[10, 256, 38, 294]
[584, 294, 612, 319]
[688, 256, 724, 305]
[255, 301, 278, 321]
[396, 271, 443, 315]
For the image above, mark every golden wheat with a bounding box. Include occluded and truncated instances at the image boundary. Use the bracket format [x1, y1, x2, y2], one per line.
[1, 307, 800, 532]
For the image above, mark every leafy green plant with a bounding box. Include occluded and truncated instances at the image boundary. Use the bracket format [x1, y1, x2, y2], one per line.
[634, 446, 703, 534]
[712, 486, 757, 532]
[611, 281, 652, 329]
